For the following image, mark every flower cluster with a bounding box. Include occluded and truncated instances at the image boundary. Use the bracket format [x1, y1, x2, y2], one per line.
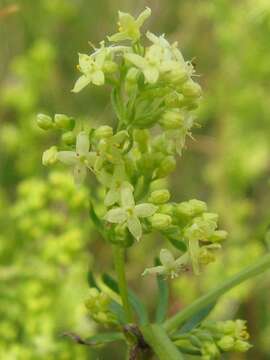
[37, 8, 226, 274]
[174, 319, 251, 359]
[85, 288, 117, 326]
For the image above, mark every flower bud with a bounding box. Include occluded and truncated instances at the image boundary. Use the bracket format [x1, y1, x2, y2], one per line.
[95, 126, 113, 139]
[156, 156, 176, 178]
[125, 67, 140, 92]
[54, 114, 75, 130]
[181, 80, 202, 98]
[37, 113, 53, 130]
[199, 248, 216, 265]
[210, 230, 228, 243]
[176, 199, 207, 219]
[103, 60, 117, 74]
[234, 340, 252, 352]
[159, 110, 184, 130]
[165, 92, 185, 107]
[217, 336, 235, 351]
[149, 189, 170, 204]
[150, 213, 172, 230]
[42, 146, 58, 166]
[61, 131, 76, 145]
[134, 129, 149, 152]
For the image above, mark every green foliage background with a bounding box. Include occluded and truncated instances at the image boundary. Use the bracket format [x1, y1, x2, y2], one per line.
[0, 0, 270, 358]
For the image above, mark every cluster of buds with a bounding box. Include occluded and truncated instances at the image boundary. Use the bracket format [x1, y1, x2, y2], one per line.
[174, 319, 252, 359]
[84, 288, 117, 326]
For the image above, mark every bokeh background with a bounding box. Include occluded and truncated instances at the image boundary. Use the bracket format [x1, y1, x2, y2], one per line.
[1, 0, 270, 359]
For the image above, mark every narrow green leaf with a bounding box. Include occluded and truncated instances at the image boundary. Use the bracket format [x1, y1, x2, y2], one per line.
[141, 324, 184, 360]
[168, 238, 187, 252]
[177, 302, 216, 333]
[109, 301, 126, 325]
[102, 273, 149, 325]
[87, 270, 99, 289]
[155, 258, 169, 324]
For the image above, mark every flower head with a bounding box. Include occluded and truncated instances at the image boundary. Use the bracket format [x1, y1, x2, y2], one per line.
[104, 182, 157, 240]
[108, 7, 151, 43]
[57, 132, 96, 185]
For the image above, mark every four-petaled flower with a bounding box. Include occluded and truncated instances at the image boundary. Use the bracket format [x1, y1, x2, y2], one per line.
[104, 182, 157, 240]
[57, 132, 96, 185]
[142, 249, 189, 278]
[108, 7, 151, 43]
[72, 44, 108, 93]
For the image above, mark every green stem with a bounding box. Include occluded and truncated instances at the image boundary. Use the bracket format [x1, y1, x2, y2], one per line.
[164, 253, 270, 333]
[112, 245, 133, 323]
[141, 324, 183, 360]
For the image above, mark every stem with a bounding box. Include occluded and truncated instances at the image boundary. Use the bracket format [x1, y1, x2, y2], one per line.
[164, 253, 270, 333]
[112, 245, 133, 322]
[141, 324, 184, 360]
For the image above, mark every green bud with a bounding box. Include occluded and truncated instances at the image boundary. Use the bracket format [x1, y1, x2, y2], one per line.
[42, 146, 58, 166]
[126, 67, 140, 84]
[159, 203, 174, 216]
[134, 129, 149, 152]
[150, 213, 172, 230]
[199, 248, 216, 265]
[159, 110, 184, 130]
[175, 199, 207, 219]
[156, 156, 176, 178]
[234, 340, 252, 352]
[95, 126, 113, 139]
[37, 113, 53, 130]
[61, 131, 76, 145]
[181, 80, 202, 98]
[103, 60, 118, 74]
[149, 189, 170, 204]
[164, 92, 185, 107]
[54, 114, 74, 130]
[210, 230, 228, 243]
[217, 336, 235, 351]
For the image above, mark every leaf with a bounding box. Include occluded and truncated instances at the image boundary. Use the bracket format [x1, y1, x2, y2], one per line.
[109, 301, 126, 325]
[168, 238, 187, 252]
[87, 270, 99, 289]
[102, 273, 149, 325]
[179, 302, 216, 333]
[155, 258, 169, 324]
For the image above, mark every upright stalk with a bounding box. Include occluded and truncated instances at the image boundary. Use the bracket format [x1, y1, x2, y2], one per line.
[113, 245, 133, 322]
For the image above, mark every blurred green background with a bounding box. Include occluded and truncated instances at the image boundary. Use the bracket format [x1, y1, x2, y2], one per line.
[1, 0, 270, 358]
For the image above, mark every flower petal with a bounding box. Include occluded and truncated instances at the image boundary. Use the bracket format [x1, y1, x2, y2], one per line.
[105, 208, 127, 223]
[159, 249, 175, 267]
[142, 265, 165, 276]
[104, 188, 119, 207]
[57, 151, 77, 165]
[91, 70, 105, 86]
[143, 67, 159, 84]
[127, 215, 142, 240]
[73, 164, 87, 185]
[72, 75, 90, 93]
[120, 182, 134, 208]
[135, 7, 151, 27]
[125, 53, 147, 70]
[76, 132, 89, 155]
[135, 203, 157, 218]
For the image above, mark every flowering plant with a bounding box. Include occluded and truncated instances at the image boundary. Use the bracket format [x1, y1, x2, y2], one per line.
[38, 8, 270, 359]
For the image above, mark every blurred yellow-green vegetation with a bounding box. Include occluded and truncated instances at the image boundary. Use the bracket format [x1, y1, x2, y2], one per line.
[1, 0, 270, 358]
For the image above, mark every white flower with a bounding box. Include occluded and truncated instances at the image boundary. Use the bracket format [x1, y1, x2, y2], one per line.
[104, 183, 157, 240]
[142, 249, 189, 278]
[57, 132, 96, 185]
